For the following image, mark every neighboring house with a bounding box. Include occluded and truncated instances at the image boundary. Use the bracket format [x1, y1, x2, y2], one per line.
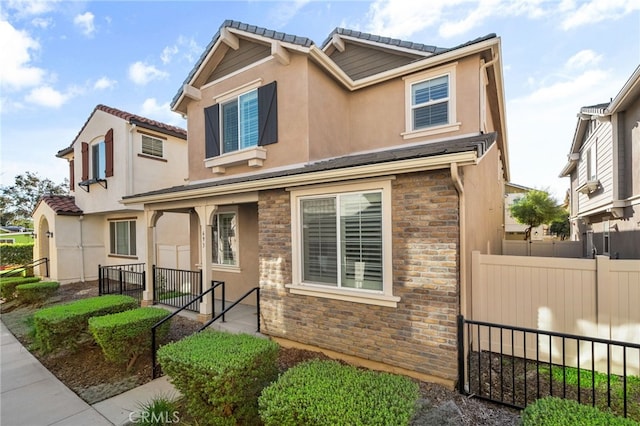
[123, 21, 509, 385]
[504, 183, 545, 240]
[32, 105, 189, 283]
[560, 65, 640, 259]
[0, 227, 33, 245]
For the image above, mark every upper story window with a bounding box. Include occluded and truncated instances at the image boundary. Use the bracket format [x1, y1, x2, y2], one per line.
[203, 81, 277, 173]
[221, 90, 258, 153]
[411, 75, 449, 129]
[403, 64, 459, 140]
[92, 141, 106, 180]
[586, 143, 597, 181]
[141, 135, 164, 158]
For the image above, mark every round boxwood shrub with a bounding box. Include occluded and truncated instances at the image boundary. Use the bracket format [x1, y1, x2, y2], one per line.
[259, 359, 420, 426]
[157, 330, 279, 426]
[522, 397, 638, 425]
[15, 281, 59, 304]
[89, 307, 171, 370]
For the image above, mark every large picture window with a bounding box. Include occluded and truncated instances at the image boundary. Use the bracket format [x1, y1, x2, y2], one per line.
[301, 191, 383, 291]
[109, 220, 136, 256]
[212, 212, 238, 266]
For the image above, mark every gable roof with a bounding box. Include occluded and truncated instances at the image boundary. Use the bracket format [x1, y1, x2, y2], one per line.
[57, 104, 187, 157]
[171, 20, 499, 111]
[123, 132, 496, 204]
[34, 195, 83, 216]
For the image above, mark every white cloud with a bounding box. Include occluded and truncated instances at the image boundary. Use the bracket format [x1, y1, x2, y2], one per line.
[561, 0, 640, 30]
[161, 45, 178, 64]
[564, 50, 602, 71]
[0, 20, 45, 90]
[140, 98, 185, 126]
[74, 12, 95, 37]
[269, 0, 311, 28]
[128, 61, 168, 85]
[31, 17, 52, 29]
[364, 0, 457, 39]
[5, 0, 59, 16]
[25, 85, 68, 107]
[94, 76, 116, 90]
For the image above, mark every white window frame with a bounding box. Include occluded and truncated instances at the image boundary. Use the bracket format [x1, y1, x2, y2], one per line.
[141, 135, 164, 158]
[211, 208, 240, 271]
[288, 179, 399, 307]
[586, 143, 597, 181]
[402, 63, 460, 140]
[220, 88, 259, 155]
[109, 220, 136, 257]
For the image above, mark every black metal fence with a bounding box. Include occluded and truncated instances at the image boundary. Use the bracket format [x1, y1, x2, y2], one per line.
[153, 266, 202, 312]
[98, 263, 145, 303]
[457, 315, 640, 419]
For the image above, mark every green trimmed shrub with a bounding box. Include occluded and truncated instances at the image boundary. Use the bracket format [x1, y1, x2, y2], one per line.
[0, 243, 34, 266]
[157, 330, 279, 426]
[0, 276, 41, 301]
[89, 307, 170, 370]
[259, 359, 419, 426]
[522, 397, 637, 426]
[15, 281, 59, 304]
[33, 295, 138, 353]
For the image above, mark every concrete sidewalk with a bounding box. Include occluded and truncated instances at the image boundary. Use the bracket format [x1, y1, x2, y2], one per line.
[0, 321, 111, 426]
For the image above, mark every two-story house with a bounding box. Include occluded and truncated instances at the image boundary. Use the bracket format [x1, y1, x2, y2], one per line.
[32, 105, 189, 283]
[123, 21, 509, 386]
[560, 65, 640, 259]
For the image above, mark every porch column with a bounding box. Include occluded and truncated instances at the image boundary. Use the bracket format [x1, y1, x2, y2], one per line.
[142, 210, 162, 306]
[195, 205, 217, 322]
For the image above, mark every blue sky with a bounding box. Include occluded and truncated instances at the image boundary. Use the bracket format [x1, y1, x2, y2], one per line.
[1, 0, 639, 201]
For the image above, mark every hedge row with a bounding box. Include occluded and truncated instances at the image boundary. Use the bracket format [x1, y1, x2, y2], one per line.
[0, 243, 34, 266]
[158, 331, 279, 425]
[89, 307, 170, 370]
[522, 397, 637, 425]
[259, 359, 420, 425]
[33, 295, 138, 353]
[16, 281, 59, 304]
[0, 276, 41, 300]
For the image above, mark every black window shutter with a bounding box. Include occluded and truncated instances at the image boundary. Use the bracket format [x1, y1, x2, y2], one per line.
[204, 104, 220, 158]
[258, 81, 278, 146]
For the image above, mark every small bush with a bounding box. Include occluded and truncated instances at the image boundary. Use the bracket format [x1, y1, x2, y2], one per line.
[0, 276, 41, 301]
[259, 359, 419, 426]
[15, 281, 59, 304]
[33, 295, 138, 353]
[132, 393, 181, 425]
[522, 397, 637, 426]
[157, 331, 279, 426]
[0, 243, 34, 266]
[89, 307, 170, 370]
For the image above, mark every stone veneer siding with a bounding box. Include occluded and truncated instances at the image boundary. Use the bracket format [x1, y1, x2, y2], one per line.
[258, 170, 460, 381]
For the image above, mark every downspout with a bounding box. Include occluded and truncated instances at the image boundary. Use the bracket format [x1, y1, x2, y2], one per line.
[450, 163, 467, 318]
[78, 215, 85, 282]
[128, 123, 137, 195]
[479, 52, 499, 134]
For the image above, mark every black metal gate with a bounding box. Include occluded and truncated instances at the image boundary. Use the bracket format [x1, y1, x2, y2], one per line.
[98, 263, 145, 303]
[152, 266, 202, 312]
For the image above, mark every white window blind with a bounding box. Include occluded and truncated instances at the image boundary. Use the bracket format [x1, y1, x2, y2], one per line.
[141, 135, 163, 157]
[412, 75, 449, 129]
[221, 89, 258, 153]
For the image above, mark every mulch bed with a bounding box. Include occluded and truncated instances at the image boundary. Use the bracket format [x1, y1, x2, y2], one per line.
[1, 281, 522, 424]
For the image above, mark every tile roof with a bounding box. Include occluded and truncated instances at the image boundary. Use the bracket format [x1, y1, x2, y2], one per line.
[321, 27, 446, 54]
[57, 104, 187, 157]
[37, 195, 83, 216]
[124, 132, 497, 200]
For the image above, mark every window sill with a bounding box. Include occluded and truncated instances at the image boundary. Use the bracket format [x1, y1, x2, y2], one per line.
[576, 180, 600, 195]
[138, 153, 167, 162]
[211, 264, 241, 274]
[204, 147, 267, 174]
[108, 254, 138, 259]
[285, 284, 400, 307]
[401, 122, 461, 140]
